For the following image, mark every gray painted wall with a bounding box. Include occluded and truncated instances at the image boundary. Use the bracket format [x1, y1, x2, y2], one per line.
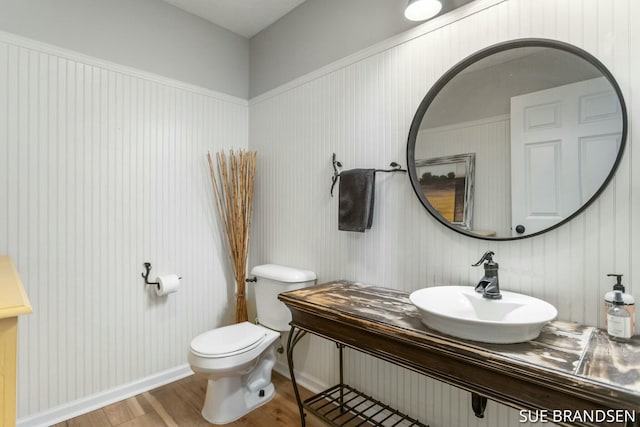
[0, 0, 250, 98]
[249, 0, 418, 98]
[249, 0, 473, 98]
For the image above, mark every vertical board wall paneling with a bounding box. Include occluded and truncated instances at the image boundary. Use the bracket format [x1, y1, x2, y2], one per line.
[0, 35, 249, 419]
[248, 0, 637, 426]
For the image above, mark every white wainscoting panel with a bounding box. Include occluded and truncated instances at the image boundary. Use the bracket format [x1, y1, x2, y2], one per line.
[249, 0, 637, 426]
[0, 33, 248, 420]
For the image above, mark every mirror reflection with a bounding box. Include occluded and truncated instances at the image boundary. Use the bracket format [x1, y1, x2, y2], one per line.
[408, 40, 626, 240]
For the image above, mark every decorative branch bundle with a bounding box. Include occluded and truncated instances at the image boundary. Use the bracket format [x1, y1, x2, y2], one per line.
[207, 150, 257, 323]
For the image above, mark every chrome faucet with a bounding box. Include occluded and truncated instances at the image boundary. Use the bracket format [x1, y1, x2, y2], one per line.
[472, 251, 501, 299]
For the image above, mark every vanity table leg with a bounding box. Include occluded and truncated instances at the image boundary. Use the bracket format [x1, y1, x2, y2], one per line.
[287, 326, 308, 427]
[337, 343, 345, 413]
[471, 393, 488, 418]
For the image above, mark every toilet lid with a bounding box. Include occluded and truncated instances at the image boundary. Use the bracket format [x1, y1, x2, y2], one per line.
[190, 322, 267, 358]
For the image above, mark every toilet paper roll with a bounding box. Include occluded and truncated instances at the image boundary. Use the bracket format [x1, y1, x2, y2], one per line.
[156, 274, 180, 296]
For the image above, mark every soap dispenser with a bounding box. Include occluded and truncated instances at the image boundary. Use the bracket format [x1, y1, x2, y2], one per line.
[607, 291, 632, 342]
[604, 274, 635, 335]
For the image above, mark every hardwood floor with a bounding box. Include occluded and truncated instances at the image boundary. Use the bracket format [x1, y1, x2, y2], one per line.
[52, 372, 325, 427]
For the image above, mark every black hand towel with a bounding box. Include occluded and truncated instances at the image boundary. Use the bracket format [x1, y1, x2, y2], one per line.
[338, 168, 375, 232]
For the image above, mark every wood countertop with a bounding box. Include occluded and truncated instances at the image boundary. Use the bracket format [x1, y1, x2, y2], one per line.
[279, 281, 640, 426]
[0, 256, 32, 319]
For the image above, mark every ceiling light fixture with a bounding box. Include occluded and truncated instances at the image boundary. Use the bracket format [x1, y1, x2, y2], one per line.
[404, 0, 443, 21]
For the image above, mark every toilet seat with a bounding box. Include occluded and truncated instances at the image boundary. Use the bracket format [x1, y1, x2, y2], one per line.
[190, 322, 267, 359]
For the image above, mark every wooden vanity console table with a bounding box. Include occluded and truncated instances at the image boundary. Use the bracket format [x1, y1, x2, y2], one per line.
[279, 281, 640, 427]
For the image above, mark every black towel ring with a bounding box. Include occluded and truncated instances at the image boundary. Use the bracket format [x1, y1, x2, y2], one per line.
[330, 153, 406, 197]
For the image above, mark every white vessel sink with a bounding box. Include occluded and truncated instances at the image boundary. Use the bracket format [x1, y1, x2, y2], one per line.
[409, 286, 557, 344]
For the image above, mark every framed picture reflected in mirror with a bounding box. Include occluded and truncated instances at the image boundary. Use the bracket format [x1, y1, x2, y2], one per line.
[415, 153, 475, 230]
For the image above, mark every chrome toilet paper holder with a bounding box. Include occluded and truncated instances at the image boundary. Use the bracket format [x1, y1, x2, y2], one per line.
[141, 262, 181, 289]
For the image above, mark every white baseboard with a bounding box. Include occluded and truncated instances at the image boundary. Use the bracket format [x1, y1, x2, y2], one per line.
[18, 362, 323, 427]
[17, 364, 194, 427]
[273, 359, 326, 395]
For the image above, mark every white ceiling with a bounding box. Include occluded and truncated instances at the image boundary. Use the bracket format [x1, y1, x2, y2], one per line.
[163, 0, 307, 38]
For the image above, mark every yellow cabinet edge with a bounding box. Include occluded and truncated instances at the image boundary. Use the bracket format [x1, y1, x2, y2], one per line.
[0, 256, 33, 319]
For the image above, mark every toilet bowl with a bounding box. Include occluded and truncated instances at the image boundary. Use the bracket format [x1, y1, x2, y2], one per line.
[188, 264, 316, 424]
[188, 322, 280, 424]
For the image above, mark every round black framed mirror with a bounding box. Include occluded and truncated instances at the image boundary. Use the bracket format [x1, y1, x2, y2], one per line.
[407, 38, 627, 240]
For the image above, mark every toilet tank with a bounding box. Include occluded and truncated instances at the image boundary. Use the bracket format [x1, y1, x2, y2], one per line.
[251, 264, 316, 331]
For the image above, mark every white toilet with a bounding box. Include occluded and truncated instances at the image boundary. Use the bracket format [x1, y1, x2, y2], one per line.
[188, 264, 316, 424]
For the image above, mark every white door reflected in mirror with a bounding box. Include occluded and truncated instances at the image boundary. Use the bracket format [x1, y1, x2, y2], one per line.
[510, 77, 622, 236]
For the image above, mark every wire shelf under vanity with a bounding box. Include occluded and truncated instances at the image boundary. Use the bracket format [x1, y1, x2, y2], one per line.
[304, 383, 429, 427]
